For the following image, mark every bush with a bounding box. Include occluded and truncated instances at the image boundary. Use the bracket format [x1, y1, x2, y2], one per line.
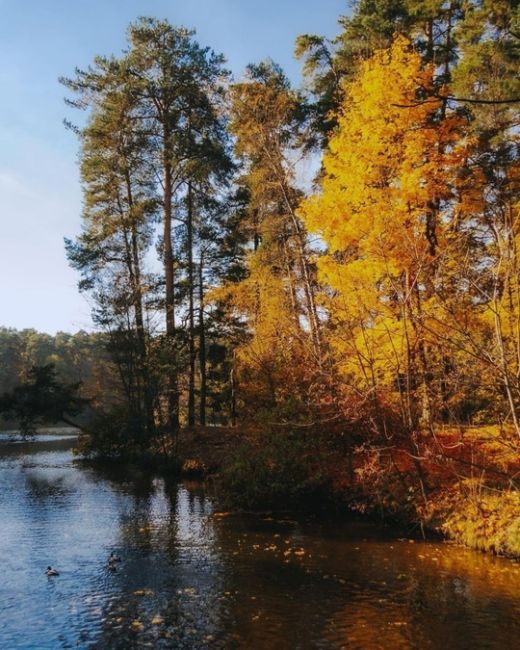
[75, 407, 144, 458]
[218, 428, 332, 509]
[442, 484, 520, 556]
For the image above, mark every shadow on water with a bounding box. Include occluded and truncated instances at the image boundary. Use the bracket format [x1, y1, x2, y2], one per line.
[1, 435, 520, 649]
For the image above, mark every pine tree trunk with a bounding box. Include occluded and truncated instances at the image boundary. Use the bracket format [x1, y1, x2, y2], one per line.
[120, 224, 143, 431]
[124, 169, 154, 439]
[198, 256, 207, 426]
[163, 129, 179, 437]
[282, 226, 301, 330]
[230, 349, 237, 427]
[187, 182, 196, 427]
[279, 180, 322, 360]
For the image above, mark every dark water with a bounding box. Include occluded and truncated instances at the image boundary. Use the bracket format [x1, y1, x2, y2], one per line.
[1, 434, 520, 649]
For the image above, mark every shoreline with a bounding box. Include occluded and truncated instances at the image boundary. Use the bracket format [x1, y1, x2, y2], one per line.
[71, 425, 520, 562]
[7, 425, 513, 561]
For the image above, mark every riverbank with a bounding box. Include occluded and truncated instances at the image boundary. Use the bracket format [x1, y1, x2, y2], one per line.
[74, 423, 520, 559]
[168, 425, 520, 559]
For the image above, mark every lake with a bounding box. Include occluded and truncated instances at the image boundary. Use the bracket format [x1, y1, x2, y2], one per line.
[1, 432, 520, 649]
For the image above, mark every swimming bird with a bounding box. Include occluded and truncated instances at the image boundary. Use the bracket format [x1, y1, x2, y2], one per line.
[45, 566, 59, 576]
[108, 552, 121, 563]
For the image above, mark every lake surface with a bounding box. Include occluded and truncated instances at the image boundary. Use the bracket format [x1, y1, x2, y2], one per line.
[1, 433, 520, 649]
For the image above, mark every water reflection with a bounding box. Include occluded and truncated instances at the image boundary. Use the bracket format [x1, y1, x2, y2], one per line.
[0, 435, 520, 649]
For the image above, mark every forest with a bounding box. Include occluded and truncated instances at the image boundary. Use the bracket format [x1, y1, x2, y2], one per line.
[2, 0, 520, 556]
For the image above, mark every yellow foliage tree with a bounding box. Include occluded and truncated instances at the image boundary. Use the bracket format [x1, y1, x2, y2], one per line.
[299, 35, 465, 431]
[213, 62, 319, 417]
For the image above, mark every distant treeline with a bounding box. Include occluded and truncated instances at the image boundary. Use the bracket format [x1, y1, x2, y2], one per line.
[0, 327, 234, 433]
[0, 328, 117, 427]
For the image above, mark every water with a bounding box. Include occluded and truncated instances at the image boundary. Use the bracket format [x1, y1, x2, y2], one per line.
[1, 434, 520, 649]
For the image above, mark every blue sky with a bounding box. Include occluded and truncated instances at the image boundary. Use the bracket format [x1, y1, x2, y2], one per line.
[0, 0, 346, 334]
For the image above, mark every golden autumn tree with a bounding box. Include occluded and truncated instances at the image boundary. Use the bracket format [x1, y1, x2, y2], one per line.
[299, 35, 466, 433]
[214, 62, 321, 420]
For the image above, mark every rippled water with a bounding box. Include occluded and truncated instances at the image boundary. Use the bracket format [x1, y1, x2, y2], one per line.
[1, 434, 520, 649]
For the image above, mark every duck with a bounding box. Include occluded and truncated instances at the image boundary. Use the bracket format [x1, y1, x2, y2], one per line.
[45, 566, 59, 576]
[108, 552, 121, 563]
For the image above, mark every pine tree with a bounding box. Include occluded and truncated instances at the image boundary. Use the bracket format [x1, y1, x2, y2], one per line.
[63, 61, 157, 444]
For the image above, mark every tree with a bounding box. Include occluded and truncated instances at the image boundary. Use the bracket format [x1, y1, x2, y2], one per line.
[299, 36, 466, 443]
[62, 18, 232, 439]
[213, 61, 322, 418]
[63, 58, 157, 445]
[295, 0, 464, 143]
[122, 17, 230, 435]
[233, 62, 320, 349]
[0, 364, 88, 436]
[449, 0, 520, 433]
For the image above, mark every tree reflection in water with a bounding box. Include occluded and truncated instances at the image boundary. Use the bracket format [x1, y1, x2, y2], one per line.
[1, 436, 520, 649]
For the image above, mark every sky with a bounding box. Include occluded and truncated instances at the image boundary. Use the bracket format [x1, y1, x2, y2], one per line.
[0, 0, 346, 334]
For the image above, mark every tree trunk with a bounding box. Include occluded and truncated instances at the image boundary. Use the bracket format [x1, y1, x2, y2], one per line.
[230, 349, 237, 427]
[282, 225, 301, 330]
[124, 169, 154, 439]
[187, 182, 196, 427]
[163, 128, 179, 436]
[198, 255, 207, 426]
[279, 180, 322, 360]
[120, 221, 143, 430]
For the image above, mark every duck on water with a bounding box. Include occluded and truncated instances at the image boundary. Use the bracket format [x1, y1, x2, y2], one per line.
[44, 553, 121, 577]
[107, 552, 122, 572]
